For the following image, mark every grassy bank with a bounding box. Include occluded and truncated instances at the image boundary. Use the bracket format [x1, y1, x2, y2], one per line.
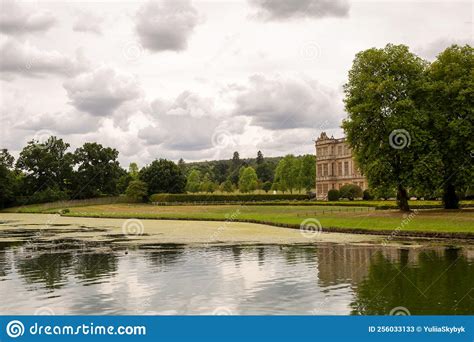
[55, 203, 474, 237]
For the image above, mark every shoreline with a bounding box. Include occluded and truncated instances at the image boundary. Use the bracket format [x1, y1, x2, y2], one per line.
[62, 213, 474, 241]
[0, 213, 474, 245]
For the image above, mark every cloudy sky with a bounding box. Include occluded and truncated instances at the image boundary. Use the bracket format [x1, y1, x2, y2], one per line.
[0, 0, 472, 166]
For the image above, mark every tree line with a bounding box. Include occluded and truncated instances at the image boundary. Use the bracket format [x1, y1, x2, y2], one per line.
[343, 44, 473, 211]
[0, 138, 315, 208]
[184, 152, 315, 194]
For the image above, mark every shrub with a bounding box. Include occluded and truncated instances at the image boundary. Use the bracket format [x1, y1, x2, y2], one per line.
[262, 181, 272, 193]
[125, 180, 148, 202]
[17, 187, 69, 205]
[149, 193, 310, 203]
[339, 184, 363, 200]
[327, 189, 340, 201]
[363, 189, 374, 200]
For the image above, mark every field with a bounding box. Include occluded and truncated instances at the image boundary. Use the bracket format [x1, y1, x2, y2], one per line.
[54, 203, 474, 236]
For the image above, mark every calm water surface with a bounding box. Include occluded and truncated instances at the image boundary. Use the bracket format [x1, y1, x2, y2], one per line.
[0, 240, 473, 315]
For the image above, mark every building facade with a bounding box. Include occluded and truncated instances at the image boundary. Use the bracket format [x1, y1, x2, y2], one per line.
[315, 132, 368, 200]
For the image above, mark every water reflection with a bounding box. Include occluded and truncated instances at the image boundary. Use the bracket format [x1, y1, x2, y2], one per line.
[351, 248, 474, 315]
[0, 241, 472, 315]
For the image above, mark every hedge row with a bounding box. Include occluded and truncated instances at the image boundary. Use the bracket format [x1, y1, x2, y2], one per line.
[149, 193, 310, 203]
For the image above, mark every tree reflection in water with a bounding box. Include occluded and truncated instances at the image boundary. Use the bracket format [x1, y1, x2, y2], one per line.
[351, 248, 474, 315]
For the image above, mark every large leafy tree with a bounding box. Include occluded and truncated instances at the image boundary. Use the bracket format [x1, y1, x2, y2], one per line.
[273, 155, 300, 193]
[0, 149, 17, 208]
[423, 45, 474, 208]
[139, 159, 186, 195]
[298, 154, 316, 192]
[256, 161, 274, 183]
[73, 142, 124, 198]
[16, 136, 74, 195]
[342, 44, 429, 211]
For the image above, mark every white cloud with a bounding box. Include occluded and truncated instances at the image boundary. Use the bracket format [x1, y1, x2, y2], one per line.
[249, 0, 350, 21]
[73, 11, 103, 35]
[0, 0, 56, 35]
[16, 111, 101, 135]
[139, 91, 245, 153]
[135, 0, 200, 52]
[232, 74, 343, 130]
[0, 39, 89, 78]
[63, 66, 143, 116]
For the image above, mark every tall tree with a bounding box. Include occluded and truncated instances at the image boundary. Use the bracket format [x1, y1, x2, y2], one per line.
[0, 149, 16, 208]
[256, 150, 264, 165]
[139, 159, 186, 194]
[185, 169, 202, 193]
[274, 155, 299, 193]
[16, 136, 74, 195]
[129, 163, 140, 180]
[298, 154, 316, 192]
[343, 44, 428, 211]
[177, 158, 186, 173]
[423, 45, 474, 208]
[238, 166, 258, 193]
[256, 162, 274, 183]
[73, 142, 124, 198]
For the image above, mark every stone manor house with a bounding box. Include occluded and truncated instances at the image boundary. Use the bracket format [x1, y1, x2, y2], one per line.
[315, 132, 368, 200]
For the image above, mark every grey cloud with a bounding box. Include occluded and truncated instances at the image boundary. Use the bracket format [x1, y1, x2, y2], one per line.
[73, 11, 103, 35]
[0, 39, 89, 78]
[233, 75, 343, 130]
[16, 111, 101, 135]
[249, 0, 349, 20]
[63, 66, 142, 116]
[135, 0, 199, 52]
[414, 37, 474, 60]
[139, 91, 244, 152]
[0, 0, 56, 35]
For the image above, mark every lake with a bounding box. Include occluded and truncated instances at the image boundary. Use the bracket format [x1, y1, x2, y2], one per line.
[0, 239, 473, 315]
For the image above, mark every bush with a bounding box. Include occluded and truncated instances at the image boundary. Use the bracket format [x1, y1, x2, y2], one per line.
[17, 187, 69, 205]
[262, 181, 272, 193]
[327, 189, 340, 201]
[339, 184, 363, 200]
[125, 180, 148, 202]
[363, 189, 374, 200]
[149, 193, 310, 203]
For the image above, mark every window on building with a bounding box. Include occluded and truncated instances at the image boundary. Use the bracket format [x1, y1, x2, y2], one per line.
[338, 146, 342, 155]
[317, 165, 322, 177]
[317, 184, 322, 194]
[338, 162, 342, 176]
[323, 164, 328, 176]
[344, 161, 349, 175]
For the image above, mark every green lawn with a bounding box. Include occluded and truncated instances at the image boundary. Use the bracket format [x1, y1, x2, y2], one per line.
[56, 203, 474, 234]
